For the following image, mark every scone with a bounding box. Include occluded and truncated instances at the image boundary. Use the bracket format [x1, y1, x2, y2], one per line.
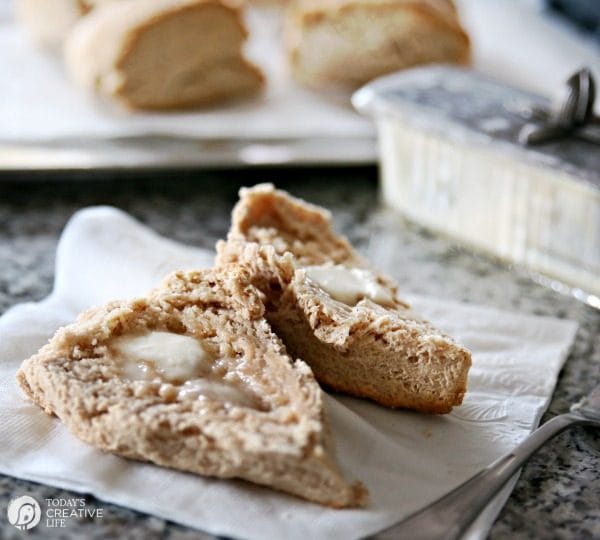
[284, 0, 471, 88]
[14, 0, 124, 49]
[16, 266, 366, 508]
[15, 0, 89, 48]
[217, 184, 471, 413]
[64, 0, 265, 110]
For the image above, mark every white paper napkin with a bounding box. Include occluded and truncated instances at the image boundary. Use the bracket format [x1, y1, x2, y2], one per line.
[0, 207, 578, 540]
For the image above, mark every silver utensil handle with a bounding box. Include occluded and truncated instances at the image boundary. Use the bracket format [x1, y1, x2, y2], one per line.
[373, 412, 594, 540]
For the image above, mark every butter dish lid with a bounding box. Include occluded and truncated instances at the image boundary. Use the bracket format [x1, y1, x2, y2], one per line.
[352, 66, 600, 189]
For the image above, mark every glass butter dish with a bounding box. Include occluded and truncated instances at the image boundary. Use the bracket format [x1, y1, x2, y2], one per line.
[353, 66, 600, 306]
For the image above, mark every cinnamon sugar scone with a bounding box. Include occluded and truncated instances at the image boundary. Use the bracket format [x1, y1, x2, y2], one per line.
[16, 267, 366, 508]
[64, 0, 265, 110]
[284, 0, 471, 88]
[217, 184, 471, 413]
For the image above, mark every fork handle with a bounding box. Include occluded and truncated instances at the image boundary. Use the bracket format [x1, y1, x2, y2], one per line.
[372, 412, 595, 540]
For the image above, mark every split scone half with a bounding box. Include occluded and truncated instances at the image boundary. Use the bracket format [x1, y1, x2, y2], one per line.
[16, 266, 366, 508]
[64, 0, 265, 110]
[217, 184, 471, 413]
[284, 0, 471, 88]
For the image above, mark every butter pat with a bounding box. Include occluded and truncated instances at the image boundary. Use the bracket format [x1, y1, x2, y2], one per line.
[111, 331, 211, 383]
[111, 331, 258, 408]
[304, 265, 394, 306]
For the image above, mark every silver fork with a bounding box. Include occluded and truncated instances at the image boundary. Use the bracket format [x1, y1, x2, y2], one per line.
[371, 384, 600, 540]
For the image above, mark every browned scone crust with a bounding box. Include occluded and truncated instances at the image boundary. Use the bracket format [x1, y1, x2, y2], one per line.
[16, 266, 366, 508]
[217, 184, 471, 413]
[64, 0, 265, 110]
[285, 0, 471, 88]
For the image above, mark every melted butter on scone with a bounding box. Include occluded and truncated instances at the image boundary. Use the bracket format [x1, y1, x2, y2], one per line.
[111, 331, 257, 408]
[111, 331, 211, 382]
[178, 379, 256, 408]
[303, 265, 394, 306]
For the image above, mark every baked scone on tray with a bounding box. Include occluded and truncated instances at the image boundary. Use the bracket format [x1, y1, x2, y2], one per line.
[217, 184, 471, 413]
[64, 0, 265, 110]
[15, 0, 88, 48]
[16, 266, 366, 508]
[14, 0, 124, 49]
[285, 0, 471, 88]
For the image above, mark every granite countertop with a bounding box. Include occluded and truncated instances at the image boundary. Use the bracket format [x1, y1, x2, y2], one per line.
[0, 169, 598, 539]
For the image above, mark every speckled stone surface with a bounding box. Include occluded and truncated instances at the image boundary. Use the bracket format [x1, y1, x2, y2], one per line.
[0, 169, 598, 539]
